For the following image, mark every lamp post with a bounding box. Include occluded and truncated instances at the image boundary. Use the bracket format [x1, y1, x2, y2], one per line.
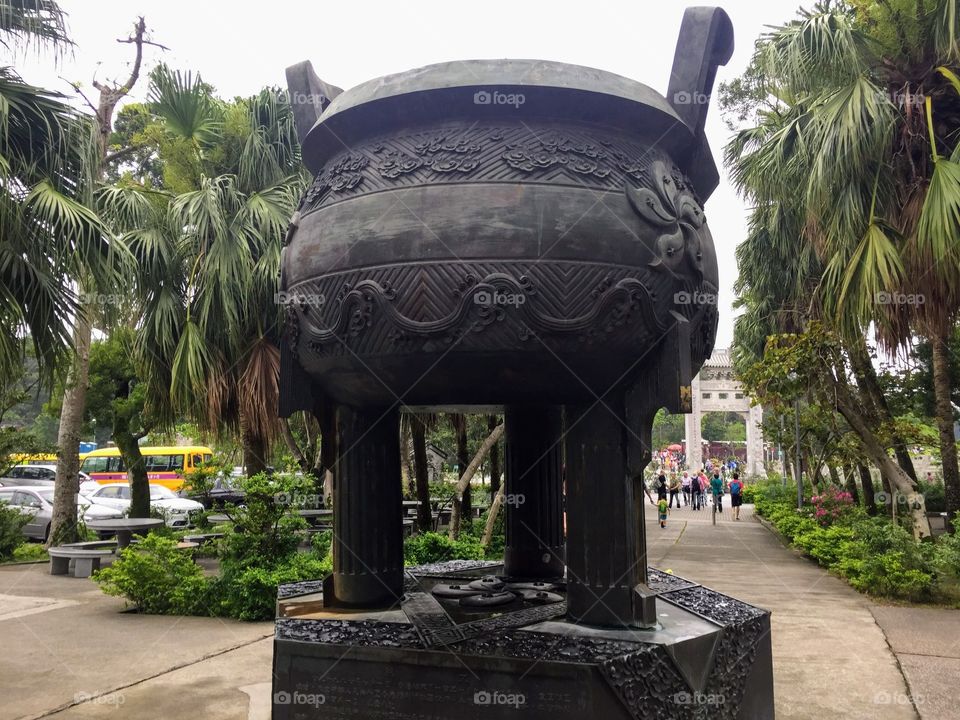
[787, 372, 802, 509]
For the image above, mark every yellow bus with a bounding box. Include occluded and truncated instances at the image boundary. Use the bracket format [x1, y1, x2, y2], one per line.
[79, 446, 214, 490]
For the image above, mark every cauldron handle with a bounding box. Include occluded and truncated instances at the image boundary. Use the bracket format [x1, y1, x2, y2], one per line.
[667, 7, 735, 136]
[284, 60, 343, 145]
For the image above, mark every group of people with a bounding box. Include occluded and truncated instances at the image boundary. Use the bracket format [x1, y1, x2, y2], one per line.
[650, 468, 745, 528]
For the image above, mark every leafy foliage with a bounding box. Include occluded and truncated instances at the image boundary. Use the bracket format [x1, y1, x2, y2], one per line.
[94, 534, 209, 615]
[0, 502, 28, 560]
[753, 478, 956, 602]
[404, 532, 485, 565]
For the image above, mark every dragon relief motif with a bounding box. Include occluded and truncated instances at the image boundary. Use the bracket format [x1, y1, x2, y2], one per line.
[625, 159, 706, 280]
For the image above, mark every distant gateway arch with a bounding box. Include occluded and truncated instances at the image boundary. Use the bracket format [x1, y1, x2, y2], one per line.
[684, 348, 766, 476]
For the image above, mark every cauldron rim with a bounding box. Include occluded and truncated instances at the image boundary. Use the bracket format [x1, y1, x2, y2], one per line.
[316, 58, 678, 125]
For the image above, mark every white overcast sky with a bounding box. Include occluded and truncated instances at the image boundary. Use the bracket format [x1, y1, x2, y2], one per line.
[13, 0, 806, 348]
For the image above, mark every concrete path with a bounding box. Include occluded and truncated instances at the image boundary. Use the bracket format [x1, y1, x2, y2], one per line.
[0, 562, 272, 720]
[869, 606, 960, 720]
[1, 505, 956, 719]
[646, 502, 920, 720]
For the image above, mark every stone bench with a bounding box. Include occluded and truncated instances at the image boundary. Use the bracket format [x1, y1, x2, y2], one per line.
[61, 540, 118, 551]
[182, 532, 224, 545]
[48, 547, 114, 578]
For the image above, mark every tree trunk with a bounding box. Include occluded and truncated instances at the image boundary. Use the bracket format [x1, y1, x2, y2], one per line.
[113, 415, 149, 517]
[857, 463, 877, 515]
[848, 336, 918, 481]
[835, 383, 930, 538]
[931, 325, 960, 525]
[827, 463, 841, 488]
[48, 309, 93, 546]
[842, 463, 860, 504]
[400, 418, 415, 497]
[482, 483, 505, 547]
[241, 412, 268, 476]
[450, 414, 471, 521]
[487, 414, 501, 496]
[280, 416, 309, 471]
[411, 415, 432, 532]
[317, 401, 337, 506]
[50, 19, 152, 546]
[449, 423, 504, 539]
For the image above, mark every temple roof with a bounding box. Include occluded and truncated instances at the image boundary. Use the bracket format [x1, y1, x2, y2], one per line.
[703, 348, 732, 368]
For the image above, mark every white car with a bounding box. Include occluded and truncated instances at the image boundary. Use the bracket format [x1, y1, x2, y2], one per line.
[0, 486, 124, 541]
[84, 483, 204, 528]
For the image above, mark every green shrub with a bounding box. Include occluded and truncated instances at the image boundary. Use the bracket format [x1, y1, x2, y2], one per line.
[310, 529, 332, 558]
[94, 534, 210, 615]
[211, 551, 332, 621]
[404, 532, 485, 565]
[0, 503, 28, 560]
[830, 517, 935, 601]
[216, 473, 310, 569]
[792, 523, 857, 569]
[12, 543, 47, 562]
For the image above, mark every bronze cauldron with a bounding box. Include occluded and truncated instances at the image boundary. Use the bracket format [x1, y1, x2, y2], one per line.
[281, 58, 724, 408]
[279, 7, 733, 625]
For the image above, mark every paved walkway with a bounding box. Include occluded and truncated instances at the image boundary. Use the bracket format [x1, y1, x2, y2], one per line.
[0, 504, 956, 719]
[646, 501, 957, 720]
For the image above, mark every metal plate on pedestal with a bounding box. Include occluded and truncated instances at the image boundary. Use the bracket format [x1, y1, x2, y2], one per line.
[431, 583, 483, 599]
[459, 591, 518, 608]
[467, 576, 506, 592]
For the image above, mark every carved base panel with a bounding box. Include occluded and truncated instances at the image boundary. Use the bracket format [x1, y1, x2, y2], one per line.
[273, 564, 774, 720]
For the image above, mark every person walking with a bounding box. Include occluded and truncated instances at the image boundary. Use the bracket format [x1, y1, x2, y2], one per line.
[698, 469, 709, 510]
[655, 470, 668, 504]
[710, 471, 724, 514]
[668, 473, 682, 509]
[729, 472, 744, 521]
[658, 496, 669, 529]
[681, 471, 691, 506]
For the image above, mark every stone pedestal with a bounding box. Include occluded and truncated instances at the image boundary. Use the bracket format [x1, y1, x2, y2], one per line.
[273, 562, 775, 720]
[503, 406, 565, 579]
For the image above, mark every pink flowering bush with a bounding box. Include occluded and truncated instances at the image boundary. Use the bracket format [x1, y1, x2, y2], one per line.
[811, 487, 855, 526]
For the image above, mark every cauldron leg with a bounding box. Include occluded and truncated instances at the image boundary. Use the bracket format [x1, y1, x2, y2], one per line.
[503, 406, 565, 579]
[564, 399, 654, 627]
[331, 406, 404, 607]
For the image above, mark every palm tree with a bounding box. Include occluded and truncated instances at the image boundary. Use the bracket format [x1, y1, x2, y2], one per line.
[0, 2, 112, 380]
[105, 66, 306, 472]
[725, 0, 960, 523]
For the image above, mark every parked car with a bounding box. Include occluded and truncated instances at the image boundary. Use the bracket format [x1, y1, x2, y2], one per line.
[84, 483, 204, 528]
[1, 464, 56, 487]
[0, 486, 124, 541]
[0, 464, 91, 487]
[182, 476, 246, 509]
